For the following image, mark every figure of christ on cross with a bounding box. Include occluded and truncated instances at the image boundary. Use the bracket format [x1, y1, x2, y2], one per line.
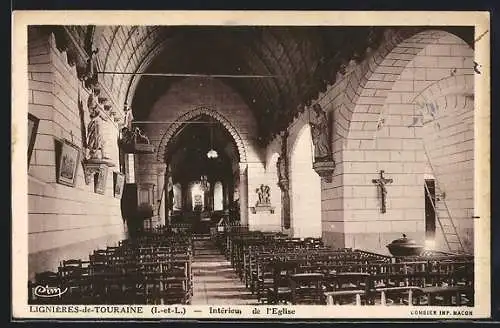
[372, 170, 393, 213]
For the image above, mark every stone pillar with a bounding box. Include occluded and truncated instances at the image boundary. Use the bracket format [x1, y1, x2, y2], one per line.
[182, 181, 190, 212]
[156, 163, 167, 226]
[239, 162, 249, 225]
[223, 181, 229, 210]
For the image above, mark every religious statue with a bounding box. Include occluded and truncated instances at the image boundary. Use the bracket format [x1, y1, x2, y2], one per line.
[277, 156, 286, 182]
[372, 170, 393, 213]
[308, 103, 332, 162]
[277, 156, 289, 192]
[263, 185, 270, 204]
[256, 184, 271, 205]
[121, 103, 134, 131]
[134, 127, 150, 144]
[120, 126, 150, 147]
[86, 88, 108, 160]
[252, 184, 275, 214]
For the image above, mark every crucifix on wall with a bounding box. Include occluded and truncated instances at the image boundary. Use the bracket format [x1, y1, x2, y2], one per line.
[372, 170, 393, 213]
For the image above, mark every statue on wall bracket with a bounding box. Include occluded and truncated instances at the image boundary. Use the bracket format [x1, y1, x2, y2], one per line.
[276, 131, 291, 229]
[81, 86, 115, 185]
[251, 184, 275, 214]
[308, 103, 335, 183]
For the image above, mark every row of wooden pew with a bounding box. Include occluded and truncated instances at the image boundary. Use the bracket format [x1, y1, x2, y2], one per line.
[217, 229, 475, 306]
[28, 231, 193, 305]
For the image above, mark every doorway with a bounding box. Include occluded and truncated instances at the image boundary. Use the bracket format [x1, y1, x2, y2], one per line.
[424, 179, 436, 241]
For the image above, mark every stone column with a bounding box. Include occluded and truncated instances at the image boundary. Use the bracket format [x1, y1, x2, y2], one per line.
[222, 180, 229, 210]
[239, 162, 249, 226]
[181, 181, 189, 212]
[156, 163, 167, 226]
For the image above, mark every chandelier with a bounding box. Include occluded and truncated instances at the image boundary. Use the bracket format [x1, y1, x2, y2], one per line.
[206, 123, 218, 159]
[207, 149, 218, 159]
[200, 175, 210, 192]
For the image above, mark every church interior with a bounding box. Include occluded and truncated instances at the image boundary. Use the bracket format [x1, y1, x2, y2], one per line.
[27, 25, 476, 306]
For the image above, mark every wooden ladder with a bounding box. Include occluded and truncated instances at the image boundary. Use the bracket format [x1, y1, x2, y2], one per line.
[424, 182, 465, 253]
[422, 143, 466, 254]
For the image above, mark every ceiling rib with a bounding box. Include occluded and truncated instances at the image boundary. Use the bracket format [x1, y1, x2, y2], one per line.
[102, 26, 121, 73]
[110, 26, 138, 92]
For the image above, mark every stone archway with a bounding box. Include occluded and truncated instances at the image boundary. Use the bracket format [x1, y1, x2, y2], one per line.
[157, 106, 250, 226]
[156, 106, 248, 164]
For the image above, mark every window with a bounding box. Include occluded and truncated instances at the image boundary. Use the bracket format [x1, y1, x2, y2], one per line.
[126, 154, 135, 183]
[213, 181, 223, 211]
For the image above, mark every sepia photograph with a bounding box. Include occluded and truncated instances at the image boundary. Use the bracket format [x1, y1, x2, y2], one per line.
[13, 10, 490, 320]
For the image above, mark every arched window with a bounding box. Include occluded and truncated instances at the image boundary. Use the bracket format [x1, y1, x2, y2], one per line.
[173, 183, 182, 211]
[191, 182, 204, 211]
[126, 154, 135, 183]
[213, 181, 223, 211]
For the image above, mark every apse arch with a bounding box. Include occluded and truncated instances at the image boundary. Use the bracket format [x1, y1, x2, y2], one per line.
[156, 106, 248, 164]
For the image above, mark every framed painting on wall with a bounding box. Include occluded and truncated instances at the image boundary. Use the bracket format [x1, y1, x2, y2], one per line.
[113, 171, 125, 198]
[56, 139, 81, 187]
[28, 113, 39, 167]
[94, 165, 108, 195]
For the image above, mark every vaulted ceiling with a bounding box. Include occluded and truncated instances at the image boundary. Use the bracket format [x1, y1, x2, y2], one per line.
[94, 25, 391, 144]
[48, 25, 474, 144]
[129, 26, 386, 143]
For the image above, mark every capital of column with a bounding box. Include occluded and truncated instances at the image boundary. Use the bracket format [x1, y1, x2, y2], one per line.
[155, 163, 167, 175]
[239, 162, 248, 173]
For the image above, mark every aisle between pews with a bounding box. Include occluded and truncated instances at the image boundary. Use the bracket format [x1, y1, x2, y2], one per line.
[191, 239, 257, 305]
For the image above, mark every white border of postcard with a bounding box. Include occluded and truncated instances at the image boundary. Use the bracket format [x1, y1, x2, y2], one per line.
[12, 10, 491, 319]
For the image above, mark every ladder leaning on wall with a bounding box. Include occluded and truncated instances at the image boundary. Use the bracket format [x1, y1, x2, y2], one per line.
[423, 145, 466, 254]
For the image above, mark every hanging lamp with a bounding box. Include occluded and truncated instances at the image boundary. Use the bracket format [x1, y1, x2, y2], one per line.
[207, 122, 218, 159]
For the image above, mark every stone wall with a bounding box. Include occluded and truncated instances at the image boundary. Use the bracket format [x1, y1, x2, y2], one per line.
[339, 30, 474, 254]
[266, 29, 474, 253]
[27, 28, 126, 279]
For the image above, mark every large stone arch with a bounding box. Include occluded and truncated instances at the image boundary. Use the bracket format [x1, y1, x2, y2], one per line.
[287, 118, 322, 238]
[340, 28, 475, 254]
[345, 29, 473, 139]
[156, 106, 248, 164]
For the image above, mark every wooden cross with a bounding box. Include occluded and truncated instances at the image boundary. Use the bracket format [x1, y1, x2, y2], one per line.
[372, 170, 393, 213]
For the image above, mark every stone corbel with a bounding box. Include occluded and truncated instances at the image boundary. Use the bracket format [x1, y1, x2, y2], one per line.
[239, 162, 248, 174]
[313, 160, 336, 183]
[250, 205, 275, 214]
[51, 26, 89, 81]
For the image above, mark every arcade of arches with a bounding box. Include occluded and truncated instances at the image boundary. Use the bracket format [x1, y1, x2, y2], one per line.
[27, 25, 476, 291]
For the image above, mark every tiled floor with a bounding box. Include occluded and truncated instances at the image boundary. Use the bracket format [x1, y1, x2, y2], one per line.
[191, 239, 258, 305]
